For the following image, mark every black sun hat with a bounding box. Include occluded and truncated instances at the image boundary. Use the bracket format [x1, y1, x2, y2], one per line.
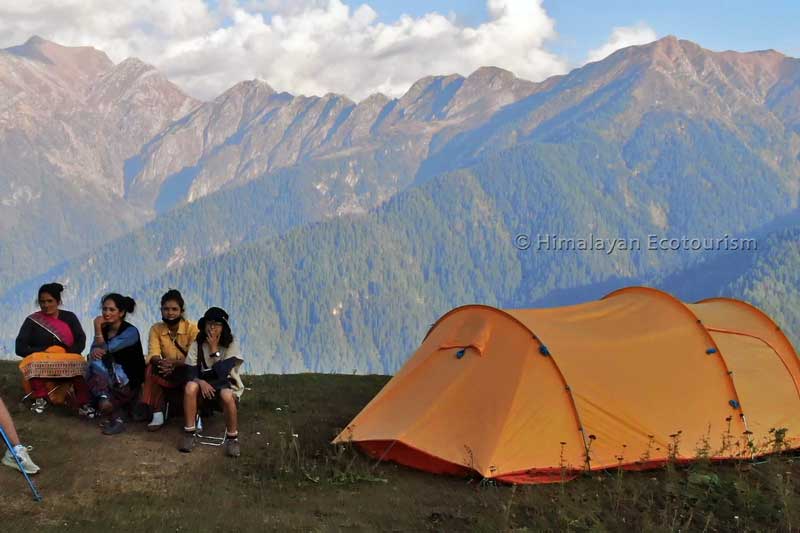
[202, 306, 229, 324]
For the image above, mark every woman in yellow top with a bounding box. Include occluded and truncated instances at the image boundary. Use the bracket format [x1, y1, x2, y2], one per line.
[140, 290, 198, 431]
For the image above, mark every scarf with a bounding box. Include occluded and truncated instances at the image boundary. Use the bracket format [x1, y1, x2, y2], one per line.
[29, 311, 75, 348]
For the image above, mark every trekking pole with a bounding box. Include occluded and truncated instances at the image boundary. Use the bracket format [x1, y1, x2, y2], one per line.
[0, 426, 43, 502]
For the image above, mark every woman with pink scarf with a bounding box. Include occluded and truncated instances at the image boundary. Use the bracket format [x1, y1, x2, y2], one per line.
[15, 283, 90, 415]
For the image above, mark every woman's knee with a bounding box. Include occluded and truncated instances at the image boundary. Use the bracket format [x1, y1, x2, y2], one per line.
[220, 389, 235, 404]
[98, 399, 113, 415]
[184, 381, 198, 395]
[220, 390, 237, 412]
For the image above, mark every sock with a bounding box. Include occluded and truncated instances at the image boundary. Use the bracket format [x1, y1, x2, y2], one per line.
[184, 426, 196, 433]
[226, 432, 239, 439]
[150, 412, 164, 425]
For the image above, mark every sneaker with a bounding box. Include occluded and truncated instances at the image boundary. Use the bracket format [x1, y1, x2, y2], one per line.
[147, 411, 164, 432]
[78, 404, 96, 419]
[2, 445, 40, 475]
[179, 431, 195, 453]
[30, 398, 47, 414]
[225, 438, 241, 458]
[102, 417, 126, 435]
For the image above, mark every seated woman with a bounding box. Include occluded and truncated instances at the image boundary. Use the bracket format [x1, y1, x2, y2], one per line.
[141, 289, 198, 431]
[179, 307, 244, 457]
[85, 293, 145, 435]
[1, 396, 39, 474]
[15, 283, 91, 415]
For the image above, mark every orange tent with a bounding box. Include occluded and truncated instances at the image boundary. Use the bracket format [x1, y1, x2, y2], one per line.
[334, 287, 800, 483]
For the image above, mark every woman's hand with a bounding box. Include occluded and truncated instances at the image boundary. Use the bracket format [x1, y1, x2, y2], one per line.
[157, 358, 175, 376]
[93, 315, 106, 340]
[90, 346, 106, 360]
[207, 330, 221, 354]
[196, 379, 216, 399]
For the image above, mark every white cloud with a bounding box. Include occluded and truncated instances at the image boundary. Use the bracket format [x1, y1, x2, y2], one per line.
[0, 0, 567, 101]
[586, 22, 657, 63]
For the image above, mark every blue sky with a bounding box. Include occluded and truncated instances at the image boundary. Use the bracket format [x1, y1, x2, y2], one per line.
[3, 1, 797, 101]
[348, 0, 800, 62]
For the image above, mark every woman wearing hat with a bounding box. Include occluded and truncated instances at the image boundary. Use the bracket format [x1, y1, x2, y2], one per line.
[179, 307, 244, 457]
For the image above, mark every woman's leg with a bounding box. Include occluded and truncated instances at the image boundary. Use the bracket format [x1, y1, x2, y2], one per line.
[219, 389, 238, 435]
[72, 377, 91, 406]
[0, 397, 40, 474]
[220, 389, 240, 457]
[86, 360, 115, 424]
[28, 378, 49, 399]
[141, 364, 166, 412]
[183, 381, 199, 429]
[0, 397, 20, 446]
[178, 381, 200, 452]
[98, 398, 113, 419]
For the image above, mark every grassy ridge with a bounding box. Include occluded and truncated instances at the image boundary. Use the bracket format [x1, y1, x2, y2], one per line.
[1, 361, 799, 531]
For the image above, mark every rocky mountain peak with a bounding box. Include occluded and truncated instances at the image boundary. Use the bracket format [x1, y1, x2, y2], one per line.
[391, 73, 465, 121]
[359, 92, 390, 106]
[466, 66, 517, 84]
[3, 35, 112, 87]
[216, 79, 277, 102]
[439, 66, 537, 119]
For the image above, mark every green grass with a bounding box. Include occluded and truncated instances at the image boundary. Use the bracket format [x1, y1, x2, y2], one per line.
[1, 360, 799, 532]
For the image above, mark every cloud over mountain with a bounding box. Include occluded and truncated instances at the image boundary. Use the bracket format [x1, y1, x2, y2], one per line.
[587, 22, 658, 63]
[0, 0, 567, 100]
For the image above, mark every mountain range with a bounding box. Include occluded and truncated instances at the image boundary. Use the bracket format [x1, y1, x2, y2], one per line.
[1, 35, 798, 373]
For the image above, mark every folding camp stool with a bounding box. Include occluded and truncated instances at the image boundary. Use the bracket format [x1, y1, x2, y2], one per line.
[21, 382, 68, 404]
[194, 414, 228, 447]
[193, 394, 239, 446]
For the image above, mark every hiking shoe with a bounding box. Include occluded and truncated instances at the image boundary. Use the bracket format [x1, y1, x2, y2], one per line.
[30, 398, 47, 414]
[78, 404, 96, 419]
[2, 445, 40, 475]
[102, 417, 126, 435]
[179, 432, 195, 453]
[225, 438, 240, 458]
[147, 411, 164, 432]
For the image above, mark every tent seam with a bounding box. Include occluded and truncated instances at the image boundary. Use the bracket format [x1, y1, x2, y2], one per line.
[697, 297, 800, 395]
[422, 304, 591, 471]
[603, 286, 749, 434]
[531, 334, 593, 472]
[705, 326, 800, 402]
